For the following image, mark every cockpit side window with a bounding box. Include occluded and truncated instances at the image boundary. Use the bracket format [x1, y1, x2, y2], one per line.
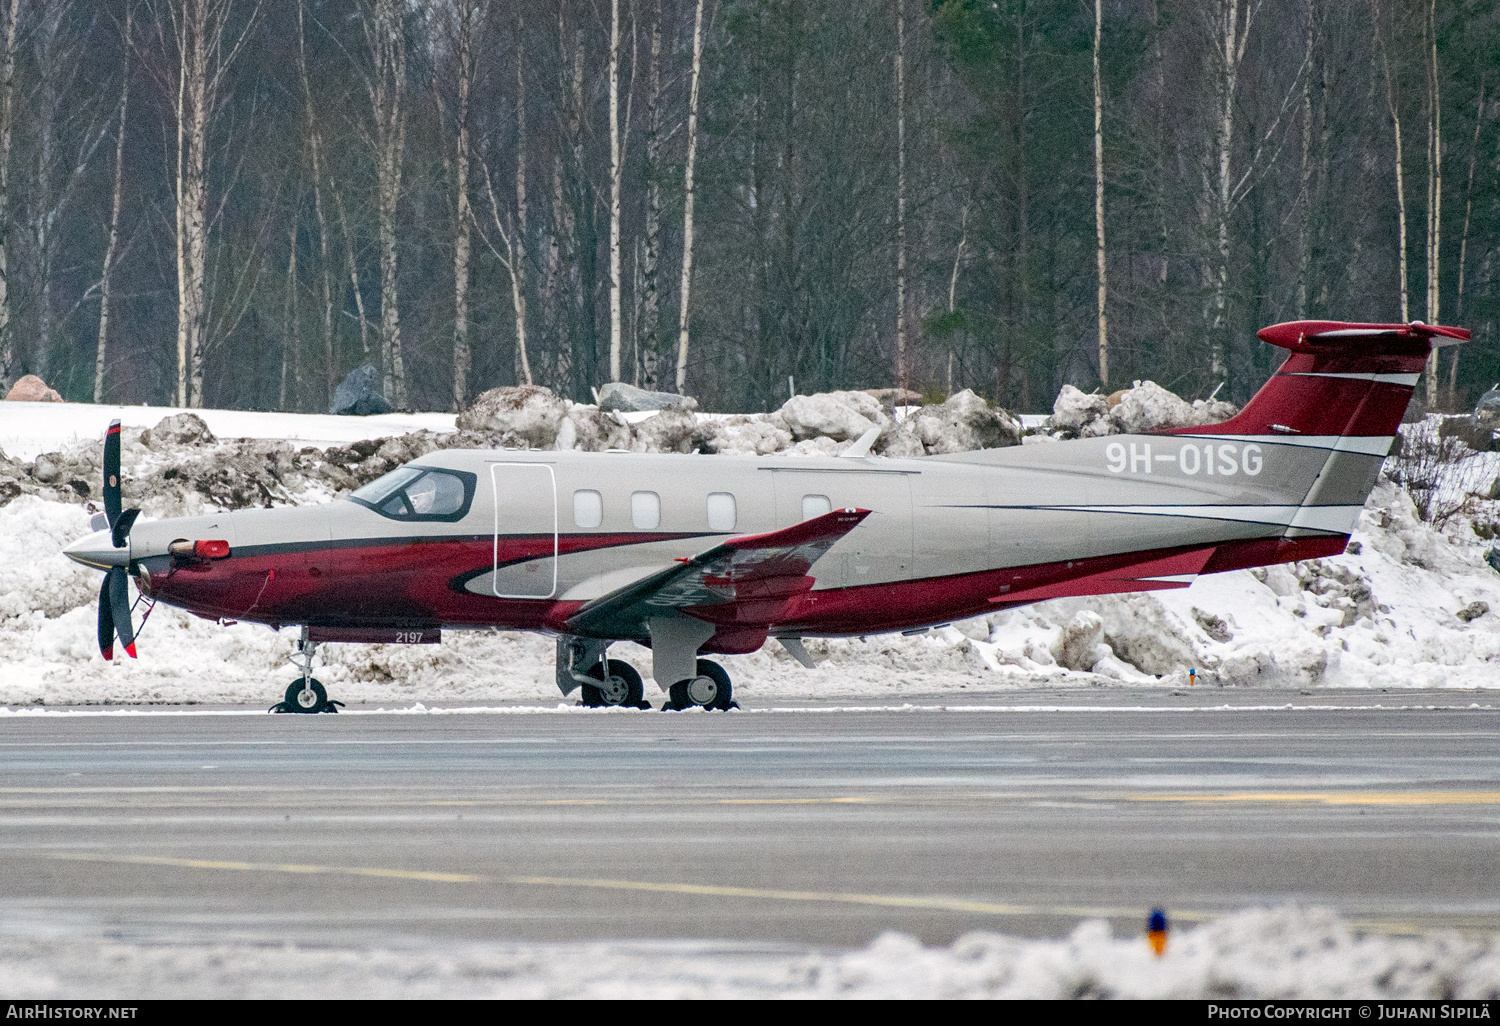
[350, 466, 477, 522]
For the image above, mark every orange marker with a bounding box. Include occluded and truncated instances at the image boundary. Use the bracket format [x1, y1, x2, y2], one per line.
[1188, 668, 1196, 687]
[1147, 908, 1168, 956]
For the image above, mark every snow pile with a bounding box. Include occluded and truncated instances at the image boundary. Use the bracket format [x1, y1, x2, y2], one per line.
[1048, 381, 1237, 438]
[1, 907, 1496, 998]
[457, 384, 1017, 460]
[6, 397, 1500, 704]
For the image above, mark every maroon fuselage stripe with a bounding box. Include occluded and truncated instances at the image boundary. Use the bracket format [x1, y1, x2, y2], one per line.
[140, 529, 1347, 645]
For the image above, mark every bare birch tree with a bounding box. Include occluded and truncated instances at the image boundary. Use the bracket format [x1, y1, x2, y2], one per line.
[1422, 0, 1441, 405]
[165, 0, 260, 408]
[0, 0, 20, 390]
[895, 0, 908, 389]
[361, 0, 407, 408]
[640, 0, 663, 388]
[471, 12, 535, 391]
[608, 0, 623, 382]
[95, 1, 133, 403]
[449, 0, 476, 409]
[675, 0, 704, 394]
[1093, 0, 1108, 386]
[332, 183, 370, 358]
[1372, 1, 1409, 324]
[1449, 75, 1484, 399]
[296, 0, 334, 406]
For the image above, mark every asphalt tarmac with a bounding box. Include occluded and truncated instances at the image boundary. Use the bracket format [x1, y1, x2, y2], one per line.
[1, 691, 1498, 949]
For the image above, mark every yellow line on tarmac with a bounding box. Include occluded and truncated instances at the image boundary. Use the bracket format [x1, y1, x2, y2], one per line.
[1129, 791, 1500, 806]
[422, 797, 874, 807]
[47, 852, 1187, 922]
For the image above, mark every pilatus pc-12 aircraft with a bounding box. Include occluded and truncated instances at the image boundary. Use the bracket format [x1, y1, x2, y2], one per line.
[63, 319, 1466, 712]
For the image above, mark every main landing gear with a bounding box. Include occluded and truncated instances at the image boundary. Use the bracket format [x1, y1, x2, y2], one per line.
[269, 627, 344, 714]
[556, 637, 738, 711]
[661, 659, 738, 712]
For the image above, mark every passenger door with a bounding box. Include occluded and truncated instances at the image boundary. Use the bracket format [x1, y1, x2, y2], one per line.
[490, 462, 558, 598]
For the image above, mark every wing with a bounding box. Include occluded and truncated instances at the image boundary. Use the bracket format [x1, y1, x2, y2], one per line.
[564, 507, 871, 638]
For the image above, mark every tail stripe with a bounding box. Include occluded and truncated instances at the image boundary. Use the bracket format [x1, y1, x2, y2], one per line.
[1283, 371, 1421, 385]
[1175, 433, 1393, 456]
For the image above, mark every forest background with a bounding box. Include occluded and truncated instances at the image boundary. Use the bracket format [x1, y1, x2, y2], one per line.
[0, 0, 1494, 417]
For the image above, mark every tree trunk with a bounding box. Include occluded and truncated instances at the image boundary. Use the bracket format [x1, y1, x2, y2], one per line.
[297, 0, 334, 407]
[1209, 0, 1253, 383]
[175, 0, 211, 408]
[1373, 4, 1409, 323]
[512, 13, 531, 387]
[332, 181, 369, 358]
[640, 0, 662, 389]
[1450, 75, 1484, 401]
[451, 0, 473, 410]
[95, 2, 131, 404]
[0, 0, 17, 390]
[1093, 0, 1108, 386]
[1423, 0, 1441, 406]
[368, 0, 407, 408]
[1296, 0, 1313, 318]
[607, 0, 622, 383]
[675, 0, 705, 394]
[895, 0, 908, 389]
[281, 220, 297, 410]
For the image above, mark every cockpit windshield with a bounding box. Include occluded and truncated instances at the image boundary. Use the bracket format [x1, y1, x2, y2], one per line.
[349, 466, 475, 521]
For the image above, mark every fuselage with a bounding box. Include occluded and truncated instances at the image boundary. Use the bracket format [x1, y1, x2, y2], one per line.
[68, 428, 1375, 650]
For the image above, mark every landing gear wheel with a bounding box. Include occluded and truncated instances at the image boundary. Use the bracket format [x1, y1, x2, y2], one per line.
[662, 659, 737, 711]
[580, 659, 646, 709]
[269, 678, 343, 714]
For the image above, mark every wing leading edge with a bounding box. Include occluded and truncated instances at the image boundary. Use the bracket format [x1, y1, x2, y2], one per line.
[564, 507, 872, 638]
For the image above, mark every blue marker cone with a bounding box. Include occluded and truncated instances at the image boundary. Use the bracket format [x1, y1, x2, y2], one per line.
[1147, 908, 1168, 956]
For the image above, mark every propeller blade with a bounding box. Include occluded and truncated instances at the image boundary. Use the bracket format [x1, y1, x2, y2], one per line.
[107, 566, 136, 659]
[103, 420, 122, 529]
[111, 508, 140, 549]
[97, 576, 114, 660]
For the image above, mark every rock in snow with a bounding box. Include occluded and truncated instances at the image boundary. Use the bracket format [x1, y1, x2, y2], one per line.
[4, 374, 63, 403]
[329, 364, 394, 416]
[596, 381, 697, 413]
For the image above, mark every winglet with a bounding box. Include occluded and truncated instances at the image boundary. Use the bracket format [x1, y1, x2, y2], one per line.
[839, 425, 881, 459]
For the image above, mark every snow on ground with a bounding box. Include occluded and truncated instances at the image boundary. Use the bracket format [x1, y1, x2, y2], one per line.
[0, 399, 455, 462]
[0, 907, 1496, 998]
[3, 400, 1500, 705]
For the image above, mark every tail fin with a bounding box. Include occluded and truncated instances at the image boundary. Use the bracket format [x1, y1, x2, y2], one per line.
[1174, 320, 1469, 573]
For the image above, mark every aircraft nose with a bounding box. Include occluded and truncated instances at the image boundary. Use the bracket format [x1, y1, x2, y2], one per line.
[63, 529, 128, 570]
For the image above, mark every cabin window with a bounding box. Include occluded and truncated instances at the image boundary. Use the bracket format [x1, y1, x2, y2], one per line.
[573, 489, 603, 528]
[350, 466, 476, 522]
[631, 490, 660, 529]
[802, 494, 832, 520]
[706, 492, 737, 531]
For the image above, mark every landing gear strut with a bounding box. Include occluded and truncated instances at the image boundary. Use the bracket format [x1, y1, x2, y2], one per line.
[269, 627, 344, 714]
[662, 659, 737, 711]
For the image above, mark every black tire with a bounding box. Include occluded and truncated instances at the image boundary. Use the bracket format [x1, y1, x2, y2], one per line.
[274, 678, 330, 714]
[661, 660, 735, 711]
[580, 659, 645, 708]
[695, 659, 735, 710]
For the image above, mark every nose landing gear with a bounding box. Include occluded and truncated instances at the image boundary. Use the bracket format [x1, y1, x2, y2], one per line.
[269, 627, 344, 714]
[662, 659, 737, 711]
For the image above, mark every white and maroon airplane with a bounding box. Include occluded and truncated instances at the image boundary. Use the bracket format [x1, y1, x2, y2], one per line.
[63, 320, 1466, 712]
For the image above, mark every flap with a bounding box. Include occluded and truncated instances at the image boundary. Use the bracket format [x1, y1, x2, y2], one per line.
[564, 507, 871, 638]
